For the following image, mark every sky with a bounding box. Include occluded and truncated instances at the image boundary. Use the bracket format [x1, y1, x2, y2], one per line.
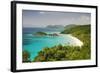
[22, 10, 91, 27]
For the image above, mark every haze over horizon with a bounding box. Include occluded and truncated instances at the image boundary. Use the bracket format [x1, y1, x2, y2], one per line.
[22, 10, 91, 28]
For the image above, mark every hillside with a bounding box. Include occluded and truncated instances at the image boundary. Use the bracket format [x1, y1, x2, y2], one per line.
[61, 25, 91, 42]
[64, 24, 76, 30]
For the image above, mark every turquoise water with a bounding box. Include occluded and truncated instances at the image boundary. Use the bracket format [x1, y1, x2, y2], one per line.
[23, 28, 76, 61]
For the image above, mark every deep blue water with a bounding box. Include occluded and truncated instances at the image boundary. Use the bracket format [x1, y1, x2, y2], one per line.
[23, 28, 75, 61]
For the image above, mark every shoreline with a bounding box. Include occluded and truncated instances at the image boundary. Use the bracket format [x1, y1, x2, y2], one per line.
[59, 33, 83, 47]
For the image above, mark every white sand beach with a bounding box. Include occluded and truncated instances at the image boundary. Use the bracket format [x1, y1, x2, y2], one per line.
[59, 34, 83, 47]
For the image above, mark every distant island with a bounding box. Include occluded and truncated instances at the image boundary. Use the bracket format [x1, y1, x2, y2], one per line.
[46, 25, 64, 29]
[34, 32, 47, 36]
[34, 31, 59, 36]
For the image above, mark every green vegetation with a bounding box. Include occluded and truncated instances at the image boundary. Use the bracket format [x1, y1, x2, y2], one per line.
[22, 50, 31, 62]
[35, 31, 47, 36]
[35, 31, 59, 36]
[33, 25, 91, 62]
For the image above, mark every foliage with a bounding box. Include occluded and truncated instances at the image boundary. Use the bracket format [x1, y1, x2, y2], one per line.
[22, 50, 31, 62]
[35, 31, 47, 36]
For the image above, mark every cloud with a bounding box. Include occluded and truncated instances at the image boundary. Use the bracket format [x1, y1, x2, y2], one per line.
[23, 10, 91, 27]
